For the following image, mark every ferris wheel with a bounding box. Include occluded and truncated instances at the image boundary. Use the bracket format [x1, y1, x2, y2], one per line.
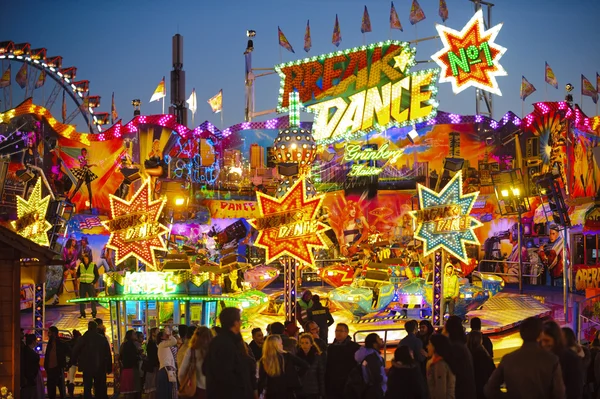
[0, 40, 111, 134]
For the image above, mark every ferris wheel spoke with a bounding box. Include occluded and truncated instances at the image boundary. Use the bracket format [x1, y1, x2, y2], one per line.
[65, 106, 82, 125]
[45, 83, 61, 111]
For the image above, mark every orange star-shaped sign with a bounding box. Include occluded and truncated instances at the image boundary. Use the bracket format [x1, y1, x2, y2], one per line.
[431, 9, 506, 96]
[248, 179, 330, 266]
[101, 179, 169, 269]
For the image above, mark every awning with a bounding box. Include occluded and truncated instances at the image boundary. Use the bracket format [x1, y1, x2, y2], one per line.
[570, 203, 596, 227]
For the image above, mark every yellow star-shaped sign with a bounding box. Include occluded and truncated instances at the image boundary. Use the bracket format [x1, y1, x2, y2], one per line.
[101, 179, 169, 269]
[431, 9, 507, 96]
[393, 46, 416, 74]
[248, 178, 330, 266]
[11, 179, 53, 246]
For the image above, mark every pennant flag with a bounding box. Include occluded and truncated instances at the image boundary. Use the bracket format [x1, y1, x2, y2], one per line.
[361, 6, 372, 33]
[582, 74, 598, 104]
[0, 65, 10, 88]
[439, 0, 449, 22]
[545, 62, 558, 89]
[15, 63, 27, 89]
[332, 14, 342, 47]
[149, 77, 166, 102]
[34, 70, 46, 89]
[520, 76, 536, 100]
[304, 20, 312, 53]
[62, 90, 67, 123]
[409, 0, 426, 25]
[390, 2, 403, 31]
[187, 88, 197, 114]
[208, 89, 223, 113]
[278, 27, 295, 54]
[111, 92, 118, 124]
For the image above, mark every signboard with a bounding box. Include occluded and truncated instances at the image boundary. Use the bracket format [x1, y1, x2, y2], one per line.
[410, 171, 483, 262]
[431, 9, 507, 96]
[276, 40, 439, 144]
[343, 141, 404, 177]
[205, 200, 260, 219]
[585, 206, 600, 232]
[124, 271, 177, 295]
[11, 179, 52, 247]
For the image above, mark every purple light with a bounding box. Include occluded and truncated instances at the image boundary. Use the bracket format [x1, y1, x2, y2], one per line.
[490, 120, 498, 129]
[475, 114, 483, 123]
[426, 118, 436, 126]
[449, 113, 461, 124]
[513, 117, 521, 126]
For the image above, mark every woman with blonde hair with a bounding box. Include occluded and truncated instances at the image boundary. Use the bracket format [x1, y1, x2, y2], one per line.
[178, 327, 212, 399]
[296, 333, 325, 399]
[258, 335, 308, 399]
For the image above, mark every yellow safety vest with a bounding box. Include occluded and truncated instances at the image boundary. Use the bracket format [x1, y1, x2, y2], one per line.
[79, 262, 96, 284]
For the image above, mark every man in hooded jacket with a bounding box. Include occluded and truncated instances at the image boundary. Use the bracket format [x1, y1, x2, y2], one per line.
[72, 321, 112, 399]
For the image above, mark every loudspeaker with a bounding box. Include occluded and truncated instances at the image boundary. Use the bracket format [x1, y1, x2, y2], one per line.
[443, 157, 464, 172]
[16, 169, 35, 182]
[278, 163, 299, 176]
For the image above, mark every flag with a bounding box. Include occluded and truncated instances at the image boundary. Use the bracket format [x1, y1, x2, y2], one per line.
[545, 62, 558, 89]
[278, 27, 295, 54]
[520, 76, 536, 100]
[0, 65, 10, 88]
[15, 63, 27, 89]
[62, 91, 67, 123]
[150, 77, 166, 102]
[332, 14, 342, 47]
[582, 74, 598, 104]
[304, 20, 312, 53]
[34, 70, 46, 89]
[361, 6, 372, 33]
[111, 92, 118, 124]
[78, 216, 103, 230]
[390, 2, 403, 31]
[409, 0, 426, 25]
[208, 90, 223, 113]
[187, 88, 197, 114]
[439, 0, 449, 22]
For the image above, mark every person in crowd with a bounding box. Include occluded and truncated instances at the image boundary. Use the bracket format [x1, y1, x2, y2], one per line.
[563, 327, 590, 368]
[400, 320, 425, 366]
[385, 345, 427, 399]
[417, 320, 434, 351]
[296, 333, 325, 399]
[426, 334, 457, 399]
[258, 335, 309, 399]
[66, 329, 82, 398]
[156, 328, 178, 399]
[466, 331, 495, 399]
[76, 253, 99, 319]
[541, 320, 585, 399]
[249, 327, 265, 361]
[21, 334, 42, 399]
[296, 290, 314, 327]
[307, 295, 334, 342]
[270, 322, 298, 354]
[72, 321, 112, 399]
[177, 325, 196, 370]
[119, 330, 141, 399]
[353, 333, 387, 398]
[485, 317, 565, 399]
[585, 332, 600, 398]
[538, 224, 568, 286]
[45, 326, 69, 399]
[443, 316, 476, 399]
[443, 264, 459, 316]
[203, 307, 253, 398]
[468, 317, 493, 358]
[285, 321, 300, 341]
[94, 318, 107, 338]
[305, 321, 328, 354]
[179, 326, 212, 399]
[239, 337, 259, 398]
[143, 327, 159, 399]
[326, 323, 360, 399]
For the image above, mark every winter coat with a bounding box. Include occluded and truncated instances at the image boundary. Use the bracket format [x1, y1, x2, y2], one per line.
[296, 347, 325, 396]
[203, 329, 253, 399]
[449, 341, 476, 399]
[385, 361, 427, 399]
[354, 346, 387, 399]
[325, 337, 360, 397]
[258, 352, 309, 398]
[72, 329, 112, 375]
[43, 337, 70, 370]
[400, 332, 425, 364]
[120, 339, 140, 369]
[470, 346, 495, 399]
[558, 348, 585, 399]
[308, 304, 334, 342]
[427, 357, 456, 399]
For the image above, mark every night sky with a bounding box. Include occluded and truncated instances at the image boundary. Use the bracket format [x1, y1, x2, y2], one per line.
[2, 0, 600, 130]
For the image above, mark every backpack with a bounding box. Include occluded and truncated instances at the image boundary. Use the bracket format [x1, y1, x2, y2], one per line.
[344, 360, 371, 399]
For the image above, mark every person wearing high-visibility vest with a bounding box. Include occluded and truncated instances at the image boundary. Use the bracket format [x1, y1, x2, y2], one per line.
[76, 254, 99, 319]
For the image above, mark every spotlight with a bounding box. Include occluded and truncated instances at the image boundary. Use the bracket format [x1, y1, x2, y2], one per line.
[407, 128, 419, 143]
[174, 197, 186, 206]
[247, 30, 256, 37]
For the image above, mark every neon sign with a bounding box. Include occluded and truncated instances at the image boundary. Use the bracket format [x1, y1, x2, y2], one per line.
[344, 142, 404, 177]
[431, 9, 507, 96]
[11, 179, 53, 247]
[276, 41, 439, 144]
[124, 271, 177, 295]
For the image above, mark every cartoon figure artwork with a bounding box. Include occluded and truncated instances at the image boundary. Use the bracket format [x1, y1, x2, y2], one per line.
[69, 148, 98, 210]
[502, 224, 529, 284]
[538, 224, 568, 286]
[145, 139, 165, 193]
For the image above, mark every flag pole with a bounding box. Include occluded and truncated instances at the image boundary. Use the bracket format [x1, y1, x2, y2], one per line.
[545, 82, 547, 102]
[220, 109, 224, 131]
[279, 45, 283, 64]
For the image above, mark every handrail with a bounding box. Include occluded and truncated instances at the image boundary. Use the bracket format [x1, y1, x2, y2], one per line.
[352, 325, 407, 364]
[576, 293, 600, 342]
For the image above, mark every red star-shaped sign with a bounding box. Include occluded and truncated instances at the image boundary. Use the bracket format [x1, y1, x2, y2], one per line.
[248, 179, 330, 266]
[431, 9, 506, 96]
[102, 180, 169, 269]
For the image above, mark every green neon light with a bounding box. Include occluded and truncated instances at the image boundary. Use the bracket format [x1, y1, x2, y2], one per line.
[289, 91, 300, 127]
[68, 294, 252, 303]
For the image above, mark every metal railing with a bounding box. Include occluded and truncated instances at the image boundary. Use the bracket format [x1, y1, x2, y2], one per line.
[477, 259, 545, 278]
[577, 293, 600, 343]
[352, 325, 407, 363]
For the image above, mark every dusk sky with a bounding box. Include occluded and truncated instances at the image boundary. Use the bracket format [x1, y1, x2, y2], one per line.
[2, 0, 600, 131]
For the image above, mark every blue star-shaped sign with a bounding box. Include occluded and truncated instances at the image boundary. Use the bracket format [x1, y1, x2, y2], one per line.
[410, 171, 483, 262]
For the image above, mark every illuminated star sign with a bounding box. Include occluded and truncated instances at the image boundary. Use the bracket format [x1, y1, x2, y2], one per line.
[101, 179, 169, 269]
[11, 178, 52, 246]
[409, 171, 483, 263]
[431, 9, 507, 96]
[248, 178, 330, 266]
